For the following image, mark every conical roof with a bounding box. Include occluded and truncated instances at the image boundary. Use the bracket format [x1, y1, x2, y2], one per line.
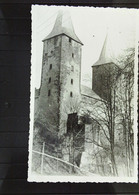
[93, 33, 114, 66]
[43, 10, 83, 45]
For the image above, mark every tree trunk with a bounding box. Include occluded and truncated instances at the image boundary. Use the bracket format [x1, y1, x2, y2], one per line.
[110, 146, 118, 176]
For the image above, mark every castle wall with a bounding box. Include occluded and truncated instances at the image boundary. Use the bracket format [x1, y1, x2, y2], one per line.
[35, 34, 82, 137]
[36, 36, 62, 133]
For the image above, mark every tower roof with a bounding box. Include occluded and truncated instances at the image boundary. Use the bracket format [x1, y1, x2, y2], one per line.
[43, 10, 83, 45]
[93, 33, 114, 66]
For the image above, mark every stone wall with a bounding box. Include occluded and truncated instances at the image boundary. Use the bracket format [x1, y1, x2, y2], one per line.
[59, 35, 82, 135]
[92, 63, 119, 99]
[35, 36, 62, 132]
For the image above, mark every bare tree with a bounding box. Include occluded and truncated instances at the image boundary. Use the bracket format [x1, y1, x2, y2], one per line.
[82, 49, 135, 176]
[115, 49, 135, 176]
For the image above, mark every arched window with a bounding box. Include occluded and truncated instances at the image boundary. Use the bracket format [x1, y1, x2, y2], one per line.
[70, 92, 73, 97]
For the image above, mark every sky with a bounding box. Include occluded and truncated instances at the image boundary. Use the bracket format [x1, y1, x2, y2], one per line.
[31, 5, 138, 89]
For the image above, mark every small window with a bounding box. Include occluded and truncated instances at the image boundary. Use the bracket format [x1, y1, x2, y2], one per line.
[71, 79, 73, 84]
[70, 92, 73, 97]
[48, 77, 51, 83]
[44, 53, 47, 59]
[48, 90, 51, 96]
[71, 66, 74, 72]
[72, 53, 74, 58]
[51, 50, 53, 54]
[50, 64, 52, 70]
[69, 38, 72, 43]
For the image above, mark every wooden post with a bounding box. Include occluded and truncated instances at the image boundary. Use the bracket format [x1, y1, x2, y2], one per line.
[41, 142, 45, 175]
[56, 148, 58, 172]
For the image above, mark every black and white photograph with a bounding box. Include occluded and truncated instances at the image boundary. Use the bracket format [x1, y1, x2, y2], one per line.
[28, 5, 138, 182]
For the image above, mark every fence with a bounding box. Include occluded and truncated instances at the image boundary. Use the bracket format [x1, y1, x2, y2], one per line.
[32, 142, 84, 175]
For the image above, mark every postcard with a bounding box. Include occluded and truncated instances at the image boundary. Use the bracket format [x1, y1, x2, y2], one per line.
[28, 5, 138, 182]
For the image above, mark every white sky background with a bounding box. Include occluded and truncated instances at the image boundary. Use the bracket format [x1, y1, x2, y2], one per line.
[31, 5, 138, 89]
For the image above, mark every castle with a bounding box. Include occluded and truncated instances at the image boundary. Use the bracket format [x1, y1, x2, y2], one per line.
[34, 10, 132, 171]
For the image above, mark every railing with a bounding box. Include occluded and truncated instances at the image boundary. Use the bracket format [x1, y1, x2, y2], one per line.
[32, 142, 84, 175]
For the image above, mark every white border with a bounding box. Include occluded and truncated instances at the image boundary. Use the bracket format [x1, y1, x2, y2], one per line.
[28, 5, 138, 183]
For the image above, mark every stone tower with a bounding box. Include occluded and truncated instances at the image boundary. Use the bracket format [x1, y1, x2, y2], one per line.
[35, 10, 83, 139]
[92, 34, 119, 100]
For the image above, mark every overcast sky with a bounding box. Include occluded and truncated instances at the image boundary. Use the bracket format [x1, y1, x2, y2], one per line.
[31, 5, 138, 89]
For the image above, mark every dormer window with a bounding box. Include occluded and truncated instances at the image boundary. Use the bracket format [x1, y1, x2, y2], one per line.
[50, 64, 52, 70]
[70, 92, 73, 97]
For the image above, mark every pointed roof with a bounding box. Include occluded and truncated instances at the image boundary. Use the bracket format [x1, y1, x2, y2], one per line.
[93, 33, 114, 66]
[43, 10, 83, 45]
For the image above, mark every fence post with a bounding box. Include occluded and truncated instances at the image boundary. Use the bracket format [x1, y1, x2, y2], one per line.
[56, 148, 58, 172]
[41, 142, 45, 175]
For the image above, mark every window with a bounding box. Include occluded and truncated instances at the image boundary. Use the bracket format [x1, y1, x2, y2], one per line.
[44, 53, 47, 59]
[70, 92, 73, 97]
[50, 64, 52, 70]
[72, 53, 74, 58]
[71, 66, 74, 72]
[48, 77, 51, 83]
[48, 90, 51, 96]
[51, 50, 53, 54]
[71, 79, 73, 84]
[69, 38, 72, 43]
